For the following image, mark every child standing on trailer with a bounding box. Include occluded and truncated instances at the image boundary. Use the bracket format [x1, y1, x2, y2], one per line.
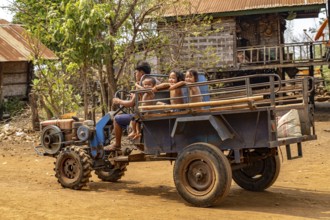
[128, 76, 157, 140]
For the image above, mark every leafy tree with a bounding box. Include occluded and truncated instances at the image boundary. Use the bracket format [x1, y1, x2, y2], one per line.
[11, 0, 169, 117]
[12, 0, 221, 118]
[32, 60, 81, 118]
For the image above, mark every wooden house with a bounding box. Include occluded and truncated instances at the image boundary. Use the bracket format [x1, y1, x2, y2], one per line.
[158, 0, 329, 80]
[0, 19, 57, 101]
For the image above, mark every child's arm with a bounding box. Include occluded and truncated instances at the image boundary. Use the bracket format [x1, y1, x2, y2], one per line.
[169, 81, 186, 90]
[135, 83, 144, 90]
[152, 83, 170, 92]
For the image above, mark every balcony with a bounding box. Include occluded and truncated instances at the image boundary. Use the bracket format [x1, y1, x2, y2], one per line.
[235, 41, 330, 71]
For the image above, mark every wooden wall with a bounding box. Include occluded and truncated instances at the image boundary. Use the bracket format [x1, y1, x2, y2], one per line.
[237, 15, 281, 46]
[0, 61, 31, 99]
[158, 13, 284, 72]
[158, 17, 236, 71]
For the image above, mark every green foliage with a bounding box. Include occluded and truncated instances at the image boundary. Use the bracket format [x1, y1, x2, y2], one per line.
[12, 0, 68, 51]
[2, 98, 25, 116]
[32, 60, 81, 118]
[322, 66, 330, 91]
[12, 0, 206, 114]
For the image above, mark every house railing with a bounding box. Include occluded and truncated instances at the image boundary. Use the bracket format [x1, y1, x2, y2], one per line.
[236, 41, 329, 66]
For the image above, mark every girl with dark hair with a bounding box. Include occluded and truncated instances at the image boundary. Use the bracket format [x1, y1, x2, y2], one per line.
[166, 69, 202, 103]
[184, 69, 202, 103]
[153, 70, 185, 104]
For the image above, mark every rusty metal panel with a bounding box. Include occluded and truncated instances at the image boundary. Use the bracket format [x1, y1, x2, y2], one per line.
[166, 0, 326, 16]
[0, 19, 57, 62]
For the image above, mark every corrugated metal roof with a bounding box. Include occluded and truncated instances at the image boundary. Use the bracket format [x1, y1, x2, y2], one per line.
[0, 19, 57, 62]
[166, 0, 327, 17]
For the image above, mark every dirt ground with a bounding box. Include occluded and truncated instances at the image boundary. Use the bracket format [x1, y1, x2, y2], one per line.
[0, 104, 330, 220]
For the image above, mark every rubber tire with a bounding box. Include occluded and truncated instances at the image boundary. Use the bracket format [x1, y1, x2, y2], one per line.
[95, 165, 127, 182]
[173, 143, 232, 207]
[232, 152, 280, 191]
[55, 146, 92, 190]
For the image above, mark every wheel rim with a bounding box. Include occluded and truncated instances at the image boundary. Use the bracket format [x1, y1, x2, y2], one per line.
[182, 157, 215, 196]
[41, 126, 63, 154]
[240, 160, 264, 180]
[59, 155, 81, 183]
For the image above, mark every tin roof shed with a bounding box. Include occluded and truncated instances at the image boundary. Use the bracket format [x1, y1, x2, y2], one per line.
[0, 19, 57, 62]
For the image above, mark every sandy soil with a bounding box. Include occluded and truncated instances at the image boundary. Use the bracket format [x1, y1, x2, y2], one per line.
[0, 104, 329, 220]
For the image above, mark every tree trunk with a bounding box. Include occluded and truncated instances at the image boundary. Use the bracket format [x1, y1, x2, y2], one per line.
[82, 66, 89, 119]
[106, 41, 117, 110]
[29, 92, 40, 131]
[106, 62, 117, 110]
[39, 96, 53, 119]
[0, 63, 3, 120]
[98, 65, 108, 113]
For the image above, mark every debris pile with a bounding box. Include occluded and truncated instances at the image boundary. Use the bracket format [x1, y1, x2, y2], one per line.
[0, 123, 38, 143]
[0, 109, 39, 144]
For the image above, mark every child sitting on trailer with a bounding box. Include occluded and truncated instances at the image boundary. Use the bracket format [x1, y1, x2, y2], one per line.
[170, 69, 203, 103]
[153, 70, 185, 104]
[128, 76, 157, 140]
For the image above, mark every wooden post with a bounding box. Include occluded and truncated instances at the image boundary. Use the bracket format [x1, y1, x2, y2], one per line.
[0, 63, 3, 120]
[29, 92, 40, 131]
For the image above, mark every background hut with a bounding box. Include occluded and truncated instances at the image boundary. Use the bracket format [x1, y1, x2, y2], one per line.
[0, 19, 57, 119]
[159, 0, 329, 81]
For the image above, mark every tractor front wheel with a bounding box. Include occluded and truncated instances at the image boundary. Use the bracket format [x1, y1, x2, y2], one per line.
[55, 146, 92, 190]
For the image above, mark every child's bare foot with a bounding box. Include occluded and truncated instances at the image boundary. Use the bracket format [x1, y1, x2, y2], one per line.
[132, 133, 141, 140]
[128, 132, 136, 139]
[104, 144, 121, 152]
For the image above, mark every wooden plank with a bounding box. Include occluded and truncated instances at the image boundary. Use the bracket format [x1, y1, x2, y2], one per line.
[139, 95, 263, 110]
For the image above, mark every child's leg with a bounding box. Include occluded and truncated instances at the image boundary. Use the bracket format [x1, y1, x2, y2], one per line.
[132, 122, 142, 140]
[128, 120, 137, 139]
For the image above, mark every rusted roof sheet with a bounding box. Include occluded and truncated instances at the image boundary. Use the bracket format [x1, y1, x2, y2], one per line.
[0, 19, 57, 62]
[165, 0, 326, 17]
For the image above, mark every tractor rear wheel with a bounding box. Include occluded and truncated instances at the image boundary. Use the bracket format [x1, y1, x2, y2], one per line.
[173, 142, 232, 207]
[55, 146, 92, 190]
[95, 164, 127, 182]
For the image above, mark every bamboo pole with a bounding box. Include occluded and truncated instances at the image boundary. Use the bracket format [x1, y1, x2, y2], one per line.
[139, 95, 264, 110]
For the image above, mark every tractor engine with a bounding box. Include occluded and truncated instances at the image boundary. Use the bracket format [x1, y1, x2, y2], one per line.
[40, 118, 95, 155]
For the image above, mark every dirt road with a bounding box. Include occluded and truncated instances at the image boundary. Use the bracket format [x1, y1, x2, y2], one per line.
[0, 106, 329, 220]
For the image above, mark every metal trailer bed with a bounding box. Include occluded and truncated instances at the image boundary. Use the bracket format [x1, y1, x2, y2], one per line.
[132, 74, 316, 159]
[111, 73, 316, 207]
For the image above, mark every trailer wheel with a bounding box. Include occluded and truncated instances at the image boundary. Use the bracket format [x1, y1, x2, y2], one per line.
[173, 143, 232, 207]
[95, 164, 127, 182]
[232, 152, 280, 191]
[55, 146, 92, 190]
